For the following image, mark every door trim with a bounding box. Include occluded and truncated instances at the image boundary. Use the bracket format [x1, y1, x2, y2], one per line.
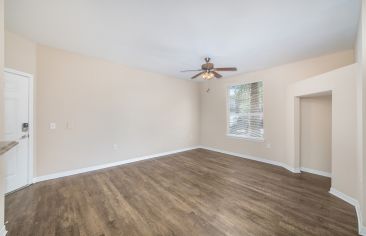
[4, 68, 34, 186]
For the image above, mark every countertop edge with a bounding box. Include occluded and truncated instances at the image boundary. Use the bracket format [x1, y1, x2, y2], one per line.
[0, 141, 19, 156]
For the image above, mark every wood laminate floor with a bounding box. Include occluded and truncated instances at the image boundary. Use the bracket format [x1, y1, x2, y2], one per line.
[5, 149, 359, 236]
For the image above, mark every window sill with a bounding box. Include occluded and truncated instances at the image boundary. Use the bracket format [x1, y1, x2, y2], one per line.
[226, 134, 265, 142]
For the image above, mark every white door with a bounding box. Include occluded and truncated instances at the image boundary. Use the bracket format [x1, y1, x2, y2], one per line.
[4, 70, 30, 193]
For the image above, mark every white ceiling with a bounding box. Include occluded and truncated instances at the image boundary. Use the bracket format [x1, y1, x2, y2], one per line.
[5, 0, 361, 79]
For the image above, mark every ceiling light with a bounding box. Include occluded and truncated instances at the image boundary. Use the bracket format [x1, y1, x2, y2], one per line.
[202, 71, 214, 80]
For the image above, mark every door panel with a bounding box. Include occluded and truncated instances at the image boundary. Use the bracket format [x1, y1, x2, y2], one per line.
[4, 99, 17, 134]
[4, 148, 17, 191]
[4, 71, 30, 193]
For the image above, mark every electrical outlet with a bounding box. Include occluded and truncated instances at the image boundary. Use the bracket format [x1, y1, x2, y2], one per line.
[49, 122, 56, 130]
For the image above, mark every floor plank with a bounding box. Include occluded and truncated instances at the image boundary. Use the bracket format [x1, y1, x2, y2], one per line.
[5, 149, 359, 235]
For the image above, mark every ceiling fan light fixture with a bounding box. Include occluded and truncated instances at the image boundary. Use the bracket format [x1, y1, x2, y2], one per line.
[202, 71, 214, 80]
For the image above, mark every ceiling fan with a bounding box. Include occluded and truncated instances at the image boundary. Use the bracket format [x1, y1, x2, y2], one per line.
[181, 57, 237, 80]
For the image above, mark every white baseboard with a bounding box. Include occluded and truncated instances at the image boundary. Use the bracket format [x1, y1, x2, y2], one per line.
[300, 167, 331, 177]
[0, 225, 7, 236]
[34, 145, 332, 184]
[33, 146, 200, 183]
[329, 187, 359, 206]
[28, 145, 366, 235]
[329, 187, 366, 235]
[198, 146, 301, 173]
[200, 146, 366, 235]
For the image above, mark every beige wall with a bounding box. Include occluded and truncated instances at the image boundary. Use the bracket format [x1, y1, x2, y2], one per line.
[362, 0, 366, 228]
[287, 65, 358, 199]
[355, 0, 366, 228]
[3, 32, 200, 177]
[360, 0, 366, 227]
[355, 21, 364, 231]
[5, 31, 37, 75]
[36, 45, 200, 176]
[200, 50, 354, 166]
[300, 96, 332, 174]
[0, 0, 5, 232]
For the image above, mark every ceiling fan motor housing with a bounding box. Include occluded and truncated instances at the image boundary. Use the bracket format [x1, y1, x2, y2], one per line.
[202, 63, 214, 70]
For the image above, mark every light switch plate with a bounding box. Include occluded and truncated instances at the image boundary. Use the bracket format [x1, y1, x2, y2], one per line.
[65, 121, 73, 130]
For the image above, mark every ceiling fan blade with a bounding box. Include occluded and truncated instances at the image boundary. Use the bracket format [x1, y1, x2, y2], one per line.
[181, 69, 203, 72]
[214, 67, 237, 71]
[191, 72, 204, 79]
[212, 71, 223, 78]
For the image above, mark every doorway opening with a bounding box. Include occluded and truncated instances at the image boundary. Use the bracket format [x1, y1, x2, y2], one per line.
[299, 92, 332, 179]
[3, 68, 34, 194]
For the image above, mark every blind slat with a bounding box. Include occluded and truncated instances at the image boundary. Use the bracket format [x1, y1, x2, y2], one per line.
[228, 81, 264, 139]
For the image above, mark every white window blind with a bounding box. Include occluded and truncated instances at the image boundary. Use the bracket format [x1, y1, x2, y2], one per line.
[228, 81, 264, 140]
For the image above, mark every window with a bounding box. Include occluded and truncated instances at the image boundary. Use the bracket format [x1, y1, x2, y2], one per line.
[227, 81, 264, 140]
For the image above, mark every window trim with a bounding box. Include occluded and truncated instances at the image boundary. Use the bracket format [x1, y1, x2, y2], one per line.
[226, 81, 265, 141]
